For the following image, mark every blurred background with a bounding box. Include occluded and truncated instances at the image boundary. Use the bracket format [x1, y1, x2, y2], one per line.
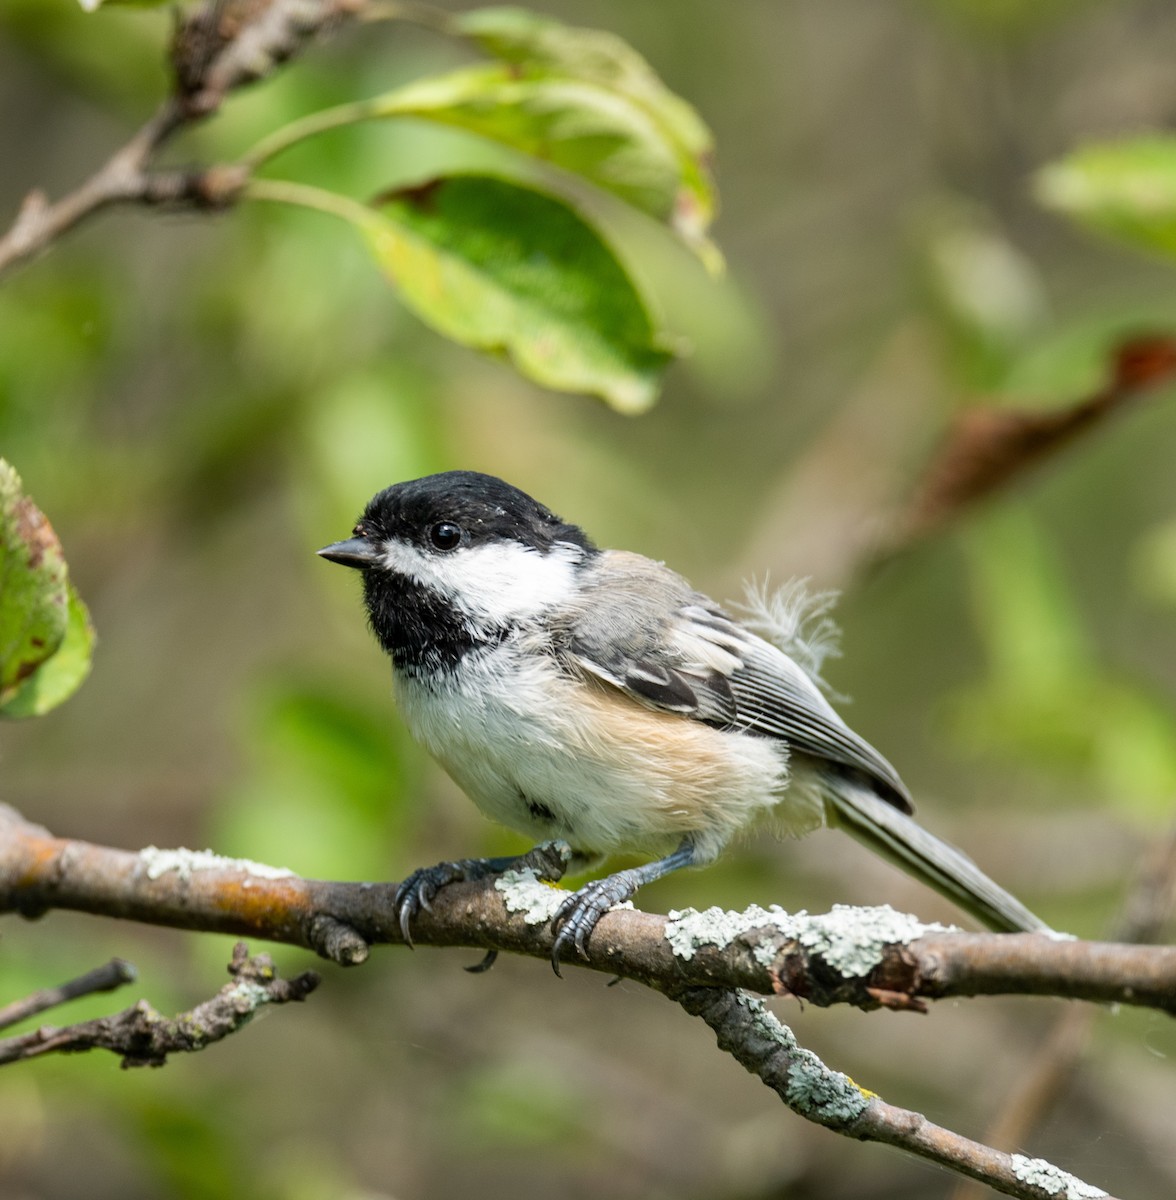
[2, 1, 1176, 1196]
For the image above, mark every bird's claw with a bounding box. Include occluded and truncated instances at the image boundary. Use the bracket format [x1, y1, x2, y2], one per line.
[549, 873, 636, 976]
[393, 860, 473, 946]
[393, 855, 521, 948]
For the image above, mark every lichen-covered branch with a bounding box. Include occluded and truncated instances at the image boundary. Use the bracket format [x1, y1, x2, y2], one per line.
[2, 804, 1174, 1015]
[949, 821, 1176, 1200]
[0, 943, 319, 1067]
[676, 987, 1114, 1200]
[0, 803, 1139, 1195]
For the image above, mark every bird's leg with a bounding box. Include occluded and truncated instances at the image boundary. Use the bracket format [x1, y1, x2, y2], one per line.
[550, 839, 698, 974]
[394, 840, 574, 946]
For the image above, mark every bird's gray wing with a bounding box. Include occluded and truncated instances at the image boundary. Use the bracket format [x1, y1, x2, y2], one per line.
[562, 578, 911, 812]
[722, 628, 912, 811]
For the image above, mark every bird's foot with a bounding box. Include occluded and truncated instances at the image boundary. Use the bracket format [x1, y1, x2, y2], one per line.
[393, 856, 517, 945]
[550, 868, 643, 975]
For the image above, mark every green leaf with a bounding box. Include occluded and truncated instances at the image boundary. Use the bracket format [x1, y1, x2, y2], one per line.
[454, 7, 711, 155]
[1035, 137, 1176, 259]
[368, 66, 684, 233]
[451, 7, 719, 270]
[0, 460, 94, 718]
[365, 174, 674, 412]
[0, 584, 95, 718]
[0, 460, 69, 705]
[919, 204, 1046, 392]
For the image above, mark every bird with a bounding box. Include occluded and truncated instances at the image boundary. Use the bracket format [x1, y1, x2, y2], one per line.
[318, 470, 1049, 971]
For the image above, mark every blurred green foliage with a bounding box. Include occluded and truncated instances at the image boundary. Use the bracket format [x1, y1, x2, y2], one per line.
[951, 510, 1176, 819]
[1037, 136, 1176, 261]
[2, 1, 1176, 1198]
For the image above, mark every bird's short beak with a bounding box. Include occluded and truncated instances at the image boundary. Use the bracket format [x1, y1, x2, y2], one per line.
[317, 538, 381, 569]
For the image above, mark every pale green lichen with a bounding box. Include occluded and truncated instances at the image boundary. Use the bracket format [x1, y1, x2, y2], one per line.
[666, 904, 787, 962]
[139, 846, 295, 882]
[228, 979, 275, 1010]
[1010, 1154, 1107, 1199]
[494, 868, 567, 925]
[734, 993, 870, 1123]
[665, 903, 956, 977]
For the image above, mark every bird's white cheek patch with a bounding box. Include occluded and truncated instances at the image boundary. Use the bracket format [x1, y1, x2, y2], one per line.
[379, 538, 581, 627]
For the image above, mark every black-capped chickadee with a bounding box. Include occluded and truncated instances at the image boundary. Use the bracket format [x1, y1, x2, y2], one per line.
[320, 470, 1048, 970]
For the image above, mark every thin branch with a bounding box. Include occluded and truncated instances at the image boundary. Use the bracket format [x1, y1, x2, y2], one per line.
[0, 102, 184, 278]
[0, 943, 319, 1067]
[676, 987, 1117, 1200]
[173, 0, 362, 116]
[0, 958, 137, 1031]
[1, 805, 1174, 1013]
[0, 0, 361, 281]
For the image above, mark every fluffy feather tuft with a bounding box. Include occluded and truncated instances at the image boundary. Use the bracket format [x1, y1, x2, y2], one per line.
[734, 577, 843, 697]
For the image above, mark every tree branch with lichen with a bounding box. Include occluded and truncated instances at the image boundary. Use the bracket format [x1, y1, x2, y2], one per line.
[2, 805, 1173, 1013]
[0, 942, 319, 1067]
[676, 986, 1118, 1200]
[0, 802, 1130, 1197]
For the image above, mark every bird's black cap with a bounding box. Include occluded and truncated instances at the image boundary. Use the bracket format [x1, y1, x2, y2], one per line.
[335, 471, 596, 558]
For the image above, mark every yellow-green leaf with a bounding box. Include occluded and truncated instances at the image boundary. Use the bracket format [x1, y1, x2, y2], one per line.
[365, 174, 674, 413]
[0, 584, 95, 718]
[369, 65, 684, 236]
[452, 8, 719, 270]
[0, 460, 94, 718]
[1035, 137, 1176, 259]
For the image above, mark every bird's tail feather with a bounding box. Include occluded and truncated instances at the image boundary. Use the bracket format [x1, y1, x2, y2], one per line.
[823, 779, 1051, 934]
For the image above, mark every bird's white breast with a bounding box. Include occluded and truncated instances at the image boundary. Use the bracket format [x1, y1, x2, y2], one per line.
[392, 635, 810, 862]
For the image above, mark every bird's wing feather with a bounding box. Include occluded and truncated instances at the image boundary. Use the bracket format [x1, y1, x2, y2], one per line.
[564, 589, 911, 812]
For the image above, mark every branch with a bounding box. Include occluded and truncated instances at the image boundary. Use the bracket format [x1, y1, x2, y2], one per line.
[2, 805, 1173, 1013]
[0, 943, 319, 1067]
[0, 804, 1132, 1197]
[0, 957, 137, 1031]
[0, 0, 360, 280]
[676, 987, 1118, 1200]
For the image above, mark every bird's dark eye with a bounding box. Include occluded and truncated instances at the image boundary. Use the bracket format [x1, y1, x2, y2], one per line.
[428, 521, 462, 551]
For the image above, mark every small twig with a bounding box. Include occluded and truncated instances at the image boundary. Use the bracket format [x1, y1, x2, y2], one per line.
[1110, 821, 1176, 946]
[674, 987, 1117, 1200]
[174, 0, 361, 117]
[0, 958, 137, 1032]
[0, 0, 361, 281]
[0, 943, 319, 1068]
[0, 102, 184, 279]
